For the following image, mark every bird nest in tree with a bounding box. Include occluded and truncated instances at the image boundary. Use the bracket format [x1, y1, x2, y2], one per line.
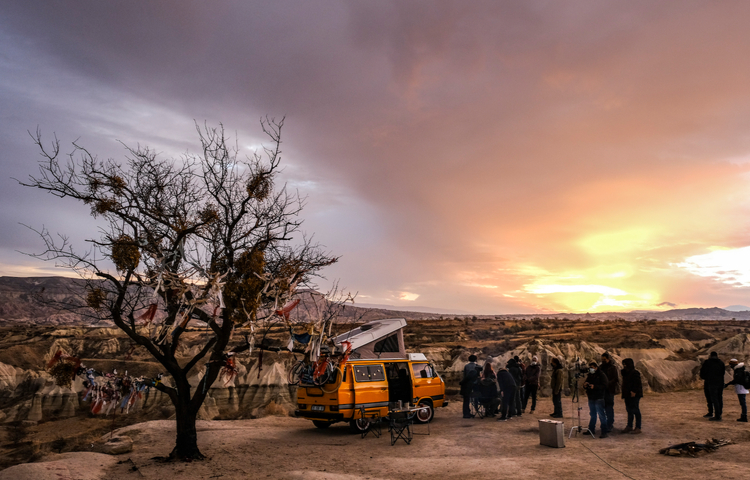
[48, 356, 82, 388]
[111, 234, 141, 271]
[87, 288, 107, 309]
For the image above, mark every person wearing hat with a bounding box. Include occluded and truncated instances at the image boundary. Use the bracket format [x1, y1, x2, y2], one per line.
[620, 358, 643, 434]
[724, 359, 748, 422]
[700, 352, 725, 421]
[583, 361, 609, 438]
[523, 355, 541, 413]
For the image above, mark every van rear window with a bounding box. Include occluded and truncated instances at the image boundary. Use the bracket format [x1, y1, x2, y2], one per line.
[353, 365, 385, 382]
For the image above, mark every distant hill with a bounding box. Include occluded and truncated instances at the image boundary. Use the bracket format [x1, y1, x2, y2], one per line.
[649, 307, 749, 319]
[0, 276, 449, 326]
[0, 276, 101, 326]
[725, 305, 750, 312]
[354, 303, 471, 315]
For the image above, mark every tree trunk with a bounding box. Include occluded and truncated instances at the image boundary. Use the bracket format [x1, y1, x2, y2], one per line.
[170, 397, 204, 460]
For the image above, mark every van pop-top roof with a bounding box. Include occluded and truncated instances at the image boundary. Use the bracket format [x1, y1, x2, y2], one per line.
[333, 318, 407, 360]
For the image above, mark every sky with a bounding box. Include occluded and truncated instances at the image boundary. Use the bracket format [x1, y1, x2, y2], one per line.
[2, 1, 750, 315]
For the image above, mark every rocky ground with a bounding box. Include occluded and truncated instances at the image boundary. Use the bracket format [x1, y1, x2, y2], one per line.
[2, 389, 749, 480]
[1, 308, 749, 473]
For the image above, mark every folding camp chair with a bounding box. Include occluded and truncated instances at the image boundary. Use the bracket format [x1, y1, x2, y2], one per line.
[469, 392, 486, 419]
[359, 406, 382, 439]
[389, 410, 414, 445]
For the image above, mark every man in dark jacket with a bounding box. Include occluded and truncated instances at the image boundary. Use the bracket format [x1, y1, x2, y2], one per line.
[620, 358, 643, 434]
[550, 357, 564, 418]
[523, 356, 541, 413]
[600, 352, 620, 432]
[496, 365, 517, 421]
[700, 352, 726, 421]
[460, 355, 480, 418]
[583, 361, 609, 438]
[507, 359, 524, 417]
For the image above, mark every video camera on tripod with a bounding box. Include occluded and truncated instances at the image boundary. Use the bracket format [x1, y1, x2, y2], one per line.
[573, 358, 589, 379]
[568, 357, 595, 438]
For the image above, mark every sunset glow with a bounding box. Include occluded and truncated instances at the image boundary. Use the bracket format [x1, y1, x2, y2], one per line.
[2, 3, 750, 314]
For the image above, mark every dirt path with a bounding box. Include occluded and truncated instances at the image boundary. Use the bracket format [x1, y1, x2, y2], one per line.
[7, 389, 750, 480]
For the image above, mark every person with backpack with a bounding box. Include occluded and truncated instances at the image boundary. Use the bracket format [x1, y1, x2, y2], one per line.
[724, 359, 749, 423]
[620, 358, 643, 434]
[461, 354, 481, 418]
[700, 352, 726, 421]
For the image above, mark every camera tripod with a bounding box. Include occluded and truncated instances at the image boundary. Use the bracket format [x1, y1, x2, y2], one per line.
[568, 376, 594, 439]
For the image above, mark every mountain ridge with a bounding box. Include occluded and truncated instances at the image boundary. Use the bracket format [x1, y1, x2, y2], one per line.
[2, 275, 750, 324]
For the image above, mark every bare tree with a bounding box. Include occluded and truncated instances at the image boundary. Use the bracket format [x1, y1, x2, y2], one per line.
[20, 119, 337, 460]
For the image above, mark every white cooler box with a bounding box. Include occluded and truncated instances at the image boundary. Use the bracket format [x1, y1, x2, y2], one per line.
[538, 419, 565, 448]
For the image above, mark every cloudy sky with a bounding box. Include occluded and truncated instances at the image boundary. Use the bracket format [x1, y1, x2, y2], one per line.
[2, 1, 750, 314]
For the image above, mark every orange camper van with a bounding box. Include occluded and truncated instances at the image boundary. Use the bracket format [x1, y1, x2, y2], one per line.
[294, 318, 447, 432]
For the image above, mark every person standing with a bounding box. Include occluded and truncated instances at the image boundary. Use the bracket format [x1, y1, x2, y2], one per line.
[524, 356, 541, 413]
[600, 352, 620, 433]
[514, 355, 526, 411]
[620, 358, 643, 434]
[496, 363, 517, 421]
[700, 352, 726, 421]
[479, 362, 500, 416]
[724, 359, 749, 423]
[507, 358, 524, 417]
[460, 354, 480, 418]
[550, 357, 564, 418]
[583, 361, 609, 438]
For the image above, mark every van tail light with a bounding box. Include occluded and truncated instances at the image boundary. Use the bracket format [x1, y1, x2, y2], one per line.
[329, 405, 339, 412]
[298, 404, 307, 409]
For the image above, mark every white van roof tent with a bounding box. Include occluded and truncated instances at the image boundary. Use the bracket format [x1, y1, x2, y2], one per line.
[333, 318, 408, 359]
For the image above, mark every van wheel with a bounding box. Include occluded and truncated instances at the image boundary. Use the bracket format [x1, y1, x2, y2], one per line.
[313, 420, 334, 429]
[415, 401, 434, 423]
[349, 418, 370, 434]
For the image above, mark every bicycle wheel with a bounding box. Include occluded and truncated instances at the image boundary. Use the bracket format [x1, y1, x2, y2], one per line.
[313, 362, 334, 386]
[288, 361, 305, 385]
[321, 366, 343, 393]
